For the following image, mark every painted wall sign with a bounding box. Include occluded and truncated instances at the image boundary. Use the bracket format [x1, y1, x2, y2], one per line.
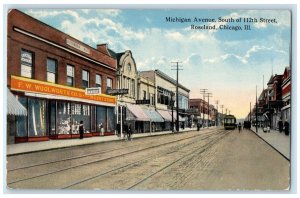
[66, 38, 90, 54]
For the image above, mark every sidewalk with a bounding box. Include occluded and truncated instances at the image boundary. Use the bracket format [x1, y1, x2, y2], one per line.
[6, 127, 199, 156]
[250, 127, 290, 160]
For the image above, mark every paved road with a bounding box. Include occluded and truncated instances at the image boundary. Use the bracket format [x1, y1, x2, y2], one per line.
[6, 128, 290, 191]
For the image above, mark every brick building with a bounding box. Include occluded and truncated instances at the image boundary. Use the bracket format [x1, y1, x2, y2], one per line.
[7, 9, 117, 143]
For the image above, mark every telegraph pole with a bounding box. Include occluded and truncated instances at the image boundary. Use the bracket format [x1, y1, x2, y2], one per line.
[206, 93, 212, 128]
[171, 62, 182, 132]
[200, 89, 208, 127]
[220, 105, 224, 126]
[256, 85, 258, 133]
[215, 100, 219, 126]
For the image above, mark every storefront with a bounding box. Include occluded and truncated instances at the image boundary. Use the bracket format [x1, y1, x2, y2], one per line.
[10, 75, 116, 143]
[125, 104, 150, 133]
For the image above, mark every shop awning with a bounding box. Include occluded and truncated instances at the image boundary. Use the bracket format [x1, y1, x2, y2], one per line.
[169, 111, 186, 122]
[157, 109, 172, 122]
[142, 108, 164, 122]
[126, 104, 150, 121]
[7, 88, 27, 116]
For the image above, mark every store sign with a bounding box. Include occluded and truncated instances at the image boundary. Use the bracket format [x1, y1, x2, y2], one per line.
[66, 38, 90, 54]
[106, 89, 128, 95]
[136, 99, 150, 105]
[11, 75, 116, 104]
[85, 87, 101, 95]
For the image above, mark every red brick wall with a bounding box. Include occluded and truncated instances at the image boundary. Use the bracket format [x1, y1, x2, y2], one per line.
[7, 9, 116, 93]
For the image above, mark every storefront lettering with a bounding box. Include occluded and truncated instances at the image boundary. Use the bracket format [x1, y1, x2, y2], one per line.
[11, 76, 116, 104]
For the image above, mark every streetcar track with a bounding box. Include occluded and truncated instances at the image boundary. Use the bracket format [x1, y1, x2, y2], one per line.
[8, 129, 216, 172]
[61, 130, 227, 189]
[126, 132, 228, 190]
[8, 129, 224, 185]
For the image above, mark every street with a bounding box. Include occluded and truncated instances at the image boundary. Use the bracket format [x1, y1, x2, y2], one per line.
[7, 128, 290, 190]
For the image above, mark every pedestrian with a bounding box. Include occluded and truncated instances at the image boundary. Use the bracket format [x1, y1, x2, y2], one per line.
[238, 122, 242, 133]
[278, 120, 283, 133]
[197, 123, 200, 131]
[116, 122, 121, 137]
[123, 123, 128, 141]
[79, 120, 84, 139]
[100, 123, 104, 136]
[284, 121, 290, 136]
[127, 124, 133, 141]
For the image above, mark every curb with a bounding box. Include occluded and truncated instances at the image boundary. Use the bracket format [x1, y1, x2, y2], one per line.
[249, 129, 290, 161]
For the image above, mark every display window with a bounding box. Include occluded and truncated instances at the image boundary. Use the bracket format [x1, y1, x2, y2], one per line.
[28, 98, 48, 137]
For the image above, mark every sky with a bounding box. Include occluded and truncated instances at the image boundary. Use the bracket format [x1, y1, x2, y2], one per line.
[20, 8, 291, 119]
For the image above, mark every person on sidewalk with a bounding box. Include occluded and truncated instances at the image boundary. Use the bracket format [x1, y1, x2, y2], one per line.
[100, 123, 104, 136]
[127, 124, 133, 141]
[116, 122, 121, 138]
[197, 123, 200, 131]
[79, 120, 84, 139]
[284, 121, 290, 136]
[278, 120, 283, 133]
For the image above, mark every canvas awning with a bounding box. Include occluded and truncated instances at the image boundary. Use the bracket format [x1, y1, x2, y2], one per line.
[157, 109, 172, 122]
[169, 111, 186, 122]
[126, 104, 150, 121]
[142, 108, 164, 122]
[7, 88, 27, 116]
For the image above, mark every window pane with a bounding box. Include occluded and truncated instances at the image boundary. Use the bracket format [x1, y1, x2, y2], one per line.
[96, 74, 101, 85]
[50, 100, 56, 136]
[47, 59, 56, 73]
[82, 70, 88, 80]
[97, 106, 107, 132]
[16, 96, 27, 137]
[21, 50, 32, 65]
[83, 80, 89, 88]
[47, 72, 56, 83]
[107, 78, 112, 89]
[28, 98, 47, 137]
[21, 64, 32, 78]
[67, 76, 74, 86]
[107, 107, 115, 132]
[67, 65, 74, 77]
[57, 101, 71, 135]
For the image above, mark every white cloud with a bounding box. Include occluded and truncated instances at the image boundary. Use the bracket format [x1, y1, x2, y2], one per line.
[165, 31, 184, 41]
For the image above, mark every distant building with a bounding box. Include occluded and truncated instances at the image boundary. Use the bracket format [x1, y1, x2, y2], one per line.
[281, 67, 291, 124]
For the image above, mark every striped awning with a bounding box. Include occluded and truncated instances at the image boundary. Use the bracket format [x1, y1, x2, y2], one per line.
[126, 104, 150, 121]
[142, 108, 164, 122]
[169, 111, 186, 122]
[7, 88, 27, 116]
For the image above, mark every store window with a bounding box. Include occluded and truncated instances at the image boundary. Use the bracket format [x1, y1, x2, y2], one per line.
[67, 65, 75, 87]
[107, 107, 115, 132]
[82, 70, 89, 88]
[96, 74, 102, 93]
[21, 50, 33, 78]
[47, 58, 57, 83]
[107, 78, 113, 90]
[96, 106, 107, 132]
[57, 101, 71, 135]
[16, 96, 27, 137]
[49, 100, 56, 136]
[91, 106, 96, 132]
[28, 98, 48, 137]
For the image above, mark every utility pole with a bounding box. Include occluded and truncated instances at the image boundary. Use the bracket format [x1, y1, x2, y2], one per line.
[256, 85, 258, 133]
[250, 102, 251, 122]
[215, 100, 219, 126]
[220, 105, 224, 126]
[171, 62, 182, 132]
[200, 89, 208, 128]
[206, 93, 212, 128]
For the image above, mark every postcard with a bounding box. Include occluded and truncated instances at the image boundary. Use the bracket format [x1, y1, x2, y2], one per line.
[5, 7, 292, 191]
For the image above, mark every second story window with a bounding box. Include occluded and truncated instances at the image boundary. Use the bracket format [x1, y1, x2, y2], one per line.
[107, 78, 112, 90]
[21, 50, 33, 78]
[47, 58, 57, 83]
[82, 70, 89, 88]
[66, 65, 75, 87]
[96, 74, 102, 93]
[143, 90, 147, 100]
